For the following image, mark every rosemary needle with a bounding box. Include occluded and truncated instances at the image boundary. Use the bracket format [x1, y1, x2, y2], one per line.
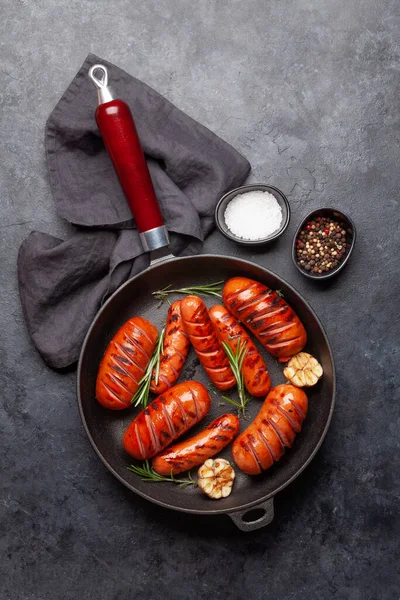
[222, 338, 249, 417]
[127, 461, 196, 488]
[152, 281, 223, 306]
[130, 327, 165, 407]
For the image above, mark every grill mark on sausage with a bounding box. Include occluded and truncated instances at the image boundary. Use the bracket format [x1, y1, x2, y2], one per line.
[186, 383, 200, 420]
[196, 349, 228, 366]
[175, 397, 189, 428]
[245, 437, 262, 473]
[114, 342, 145, 372]
[124, 332, 150, 361]
[187, 329, 209, 339]
[110, 361, 139, 385]
[267, 295, 282, 307]
[267, 418, 290, 448]
[204, 366, 236, 385]
[244, 353, 262, 370]
[267, 335, 302, 349]
[161, 403, 175, 438]
[277, 406, 301, 432]
[236, 294, 269, 314]
[288, 398, 306, 420]
[262, 418, 285, 452]
[100, 381, 126, 405]
[257, 428, 276, 462]
[222, 423, 237, 431]
[259, 322, 296, 338]
[112, 353, 130, 366]
[145, 413, 160, 454]
[190, 304, 206, 322]
[135, 422, 146, 459]
[110, 363, 129, 377]
[196, 343, 222, 356]
[258, 319, 289, 332]
[153, 373, 170, 389]
[195, 349, 231, 372]
[229, 285, 272, 309]
[130, 321, 154, 345]
[249, 305, 288, 323]
[108, 373, 132, 394]
[173, 346, 188, 361]
[166, 361, 179, 379]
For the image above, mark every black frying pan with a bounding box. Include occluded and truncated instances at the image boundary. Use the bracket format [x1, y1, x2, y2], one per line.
[78, 67, 335, 530]
[77, 254, 335, 531]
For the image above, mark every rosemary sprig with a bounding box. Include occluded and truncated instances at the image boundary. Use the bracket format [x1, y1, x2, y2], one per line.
[130, 327, 165, 407]
[152, 281, 223, 306]
[222, 338, 249, 417]
[127, 461, 196, 487]
[276, 289, 285, 298]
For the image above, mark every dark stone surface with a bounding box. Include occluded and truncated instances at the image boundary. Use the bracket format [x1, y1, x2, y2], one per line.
[1, 1, 399, 598]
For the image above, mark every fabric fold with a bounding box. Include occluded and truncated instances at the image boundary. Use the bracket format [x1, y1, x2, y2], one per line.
[18, 53, 250, 369]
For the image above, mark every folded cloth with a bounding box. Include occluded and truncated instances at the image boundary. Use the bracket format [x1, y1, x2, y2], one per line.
[17, 53, 250, 369]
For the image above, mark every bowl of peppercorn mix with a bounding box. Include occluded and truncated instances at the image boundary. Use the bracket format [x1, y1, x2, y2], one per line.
[292, 208, 356, 279]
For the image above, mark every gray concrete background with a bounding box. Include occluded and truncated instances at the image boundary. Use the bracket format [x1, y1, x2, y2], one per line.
[1, 1, 399, 599]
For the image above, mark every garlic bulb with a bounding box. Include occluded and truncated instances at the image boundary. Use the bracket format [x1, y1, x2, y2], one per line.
[198, 458, 235, 499]
[283, 352, 323, 387]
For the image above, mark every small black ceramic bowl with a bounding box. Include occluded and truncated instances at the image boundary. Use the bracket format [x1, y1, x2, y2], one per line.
[292, 208, 356, 280]
[215, 184, 290, 246]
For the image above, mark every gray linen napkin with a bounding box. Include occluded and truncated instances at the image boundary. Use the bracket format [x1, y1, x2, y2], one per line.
[17, 53, 250, 369]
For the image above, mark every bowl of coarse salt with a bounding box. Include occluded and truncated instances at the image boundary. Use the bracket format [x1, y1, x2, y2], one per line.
[215, 184, 290, 246]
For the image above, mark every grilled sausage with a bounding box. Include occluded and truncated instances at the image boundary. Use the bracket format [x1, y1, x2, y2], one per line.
[209, 305, 271, 397]
[150, 301, 190, 395]
[123, 381, 211, 460]
[223, 277, 307, 360]
[232, 384, 308, 475]
[152, 413, 240, 475]
[180, 296, 236, 391]
[96, 316, 158, 410]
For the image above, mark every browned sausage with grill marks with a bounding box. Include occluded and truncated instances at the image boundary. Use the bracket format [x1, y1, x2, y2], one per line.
[232, 384, 308, 475]
[222, 277, 307, 361]
[96, 316, 158, 410]
[152, 413, 240, 475]
[150, 301, 190, 395]
[209, 304, 271, 397]
[180, 296, 236, 391]
[123, 381, 211, 460]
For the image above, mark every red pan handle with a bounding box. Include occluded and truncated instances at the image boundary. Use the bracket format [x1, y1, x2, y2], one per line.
[89, 64, 169, 252]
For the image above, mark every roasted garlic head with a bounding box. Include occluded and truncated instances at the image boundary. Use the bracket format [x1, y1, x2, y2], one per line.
[283, 352, 323, 387]
[198, 458, 235, 499]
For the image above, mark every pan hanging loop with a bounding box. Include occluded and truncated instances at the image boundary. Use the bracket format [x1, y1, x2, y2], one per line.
[88, 64, 116, 105]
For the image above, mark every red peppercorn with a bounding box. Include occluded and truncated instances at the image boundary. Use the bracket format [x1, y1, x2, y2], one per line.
[324, 229, 329, 235]
[306, 225, 312, 231]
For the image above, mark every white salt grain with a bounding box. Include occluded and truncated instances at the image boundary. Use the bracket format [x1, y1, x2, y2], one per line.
[224, 191, 283, 240]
